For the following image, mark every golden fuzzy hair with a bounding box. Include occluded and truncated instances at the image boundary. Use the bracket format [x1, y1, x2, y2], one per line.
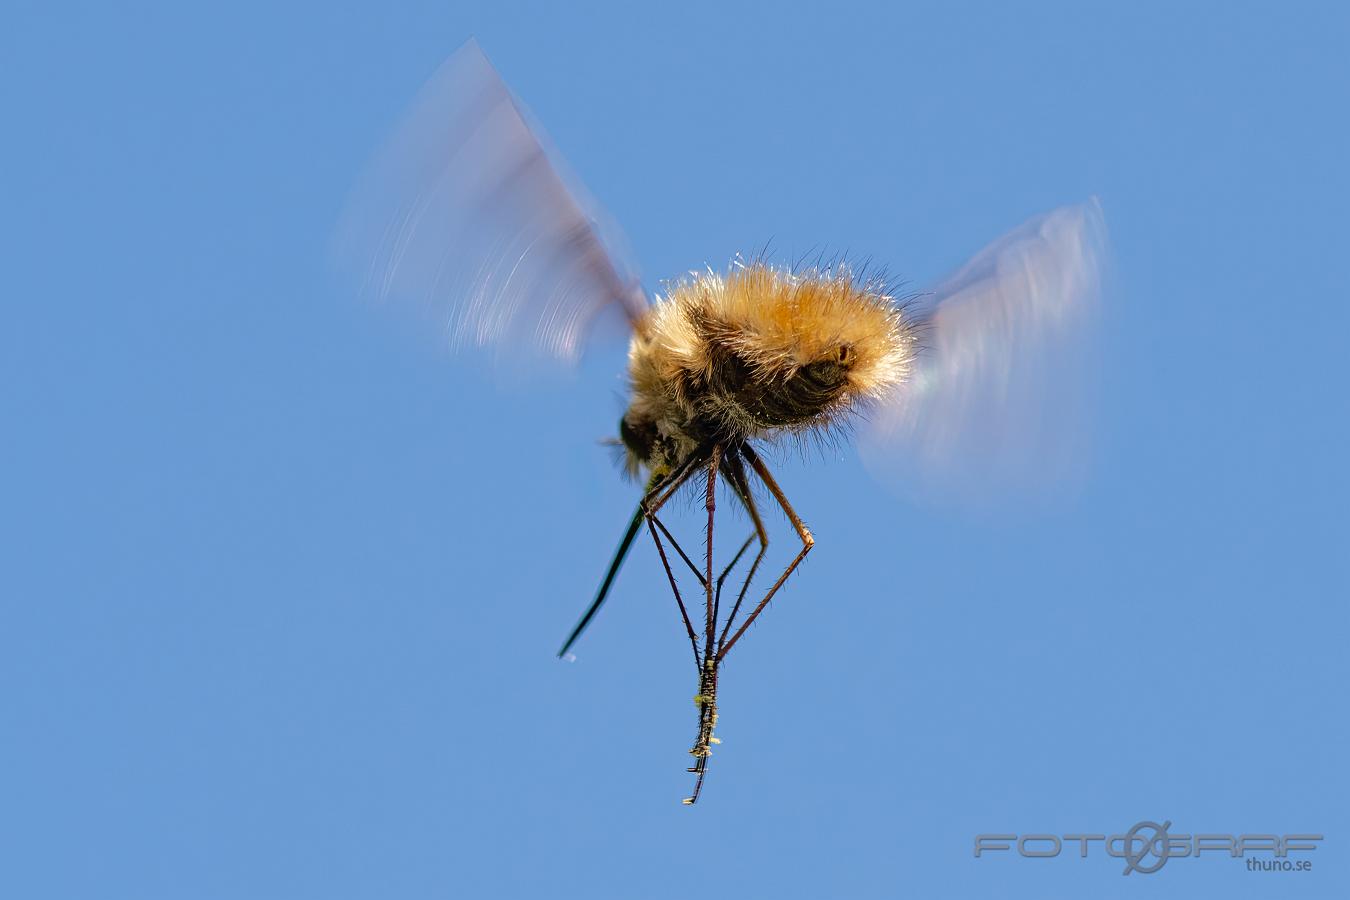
[620, 261, 918, 473]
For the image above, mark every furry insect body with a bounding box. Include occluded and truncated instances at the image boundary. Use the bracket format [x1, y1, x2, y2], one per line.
[620, 262, 918, 476]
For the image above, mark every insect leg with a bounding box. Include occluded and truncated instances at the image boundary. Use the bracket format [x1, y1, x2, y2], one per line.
[702, 445, 722, 656]
[556, 451, 706, 660]
[686, 446, 725, 805]
[649, 516, 706, 588]
[641, 458, 710, 669]
[653, 473, 758, 643]
[683, 655, 718, 805]
[712, 530, 756, 631]
[645, 446, 711, 514]
[685, 459, 768, 806]
[716, 445, 814, 661]
[651, 458, 759, 601]
[716, 453, 770, 653]
[651, 517, 761, 612]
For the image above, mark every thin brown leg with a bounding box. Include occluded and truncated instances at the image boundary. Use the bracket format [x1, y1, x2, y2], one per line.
[640, 457, 708, 669]
[716, 454, 770, 652]
[703, 445, 721, 656]
[652, 513, 756, 605]
[633, 444, 771, 806]
[685, 445, 725, 805]
[650, 515, 706, 587]
[646, 517, 703, 669]
[644, 447, 764, 597]
[717, 445, 814, 661]
[713, 531, 756, 628]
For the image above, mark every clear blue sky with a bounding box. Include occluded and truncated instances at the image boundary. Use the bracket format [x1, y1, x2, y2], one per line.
[4, 2, 1347, 898]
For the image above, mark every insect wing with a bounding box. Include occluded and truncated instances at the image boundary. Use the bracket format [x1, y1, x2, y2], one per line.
[333, 40, 646, 366]
[859, 200, 1109, 508]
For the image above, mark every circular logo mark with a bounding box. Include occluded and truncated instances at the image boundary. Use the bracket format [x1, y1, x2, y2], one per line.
[1122, 819, 1173, 875]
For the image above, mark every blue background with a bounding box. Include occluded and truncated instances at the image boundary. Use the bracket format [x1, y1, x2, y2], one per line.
[4, 2, 1346, 897]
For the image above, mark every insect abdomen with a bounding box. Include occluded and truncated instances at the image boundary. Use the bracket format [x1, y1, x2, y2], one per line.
[727, 357, 851, 428]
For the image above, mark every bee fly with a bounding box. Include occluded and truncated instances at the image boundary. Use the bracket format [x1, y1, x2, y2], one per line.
[336, 40, 1107, 804]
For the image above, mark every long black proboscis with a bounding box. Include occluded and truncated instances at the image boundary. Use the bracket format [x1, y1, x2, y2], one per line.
[557, 502, 646, 659]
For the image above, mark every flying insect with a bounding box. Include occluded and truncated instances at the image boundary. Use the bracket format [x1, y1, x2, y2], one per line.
[336, 40, 1107, 804]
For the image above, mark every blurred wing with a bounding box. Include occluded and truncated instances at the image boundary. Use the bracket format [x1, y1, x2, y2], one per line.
[333, 40, 646, 365]
[859, 200, 1109, 508]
